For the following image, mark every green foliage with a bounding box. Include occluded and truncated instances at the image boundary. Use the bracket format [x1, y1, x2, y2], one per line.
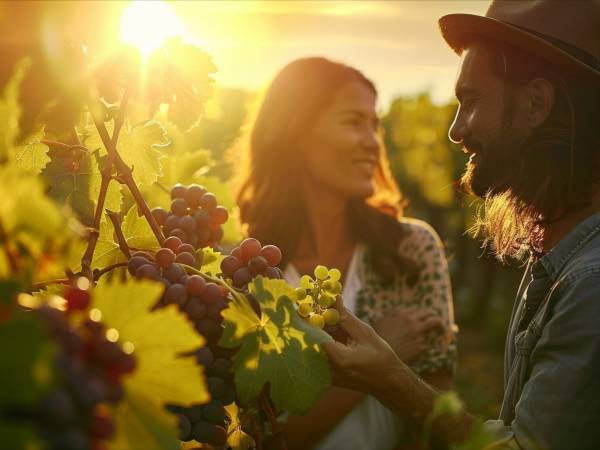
[225, 403, 257, 450]
[94, 278, 208, 449]
[220, 277, 332, 414]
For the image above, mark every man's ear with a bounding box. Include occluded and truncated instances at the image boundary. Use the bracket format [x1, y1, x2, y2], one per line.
[528, 78, 555, 127]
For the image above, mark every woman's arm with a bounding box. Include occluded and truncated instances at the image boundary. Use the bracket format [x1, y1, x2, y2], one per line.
[281, 387, 364, 450]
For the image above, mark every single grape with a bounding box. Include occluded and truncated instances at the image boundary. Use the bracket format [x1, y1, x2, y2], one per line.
[300, 275, 313, 289]
[207, 376, 227, 399]
[164, 284, 188, 306]
[164, 236, 183, 252]
[171, 198, 188, 217]
[185, 297, 207, 320]
[207, 299, 227, 320]
[128, 256, 149, 276]
[131, 250, 154, 261]
[231, 247, 242, 260]
[177, 243, 195, 255]
[328, 268, 341, 282]
[164, 214, 180, 234]
[248, 255, 268, 275]
[191, 420, 214, 442]
[202, 400, 225, 424]
[179, 215, 197, 234]
[89, 411, 116, 439]
[314, 265, 328, 280]
[180, 274, 189, 285]
[317, 293, 335, 308]
[199, 193, 218, 212]
[260, 244, 282, 266]
[294, 287, 307, 301]
[323, 308, 340, 326]
[163, 264, 186, 284]
[208, 425, 228, 447]
[64, 287, 90, 311]
[220, 255, 243, 278]
[209, 226, 224, 244]
[202, 283, 223, 304]
[210, 358, 232, 380]
[298, 302, 312, 317]
[151, 207, 169, 226]
[185, 184, 207, 208]
[187, 234, 199, 249]
[233, 267, 252, 288]
[309, 313, 325, 329]
[211, 206, 229, 225]
[196, 227, 211, 246]
[195, 346, 214, 367]
[169, 228, 188, 242]
[187, 405, 204, 422]
[185, 275, 207, 296]
[175, 251, 196, 266]
[329, 281, 342, 295]
[136, 264, 160, 280]
[195, 317, 222, 342]
[240, 238, 262, 262]
[177, 414, 193, 441]
[263, 266, 281, 279]
[171, 183, 187, 200]
[155, 248, 176, 268]
[111, 352, 136, 376]
[194, 209, 211, 228]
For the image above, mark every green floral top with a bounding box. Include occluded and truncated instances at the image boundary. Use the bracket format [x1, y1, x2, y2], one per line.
[354, 217, 458, 376]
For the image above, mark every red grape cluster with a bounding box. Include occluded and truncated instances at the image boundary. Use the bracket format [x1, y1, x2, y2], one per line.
[31, 284, 135, 450]
[220, 238, 283, 289]
[152, 184, 228, 250]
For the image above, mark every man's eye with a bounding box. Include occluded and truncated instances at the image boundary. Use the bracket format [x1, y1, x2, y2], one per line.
[461, 98, 475, 110]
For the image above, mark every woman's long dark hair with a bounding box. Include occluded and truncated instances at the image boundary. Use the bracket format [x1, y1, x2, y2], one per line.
[232, 57, 418, 284]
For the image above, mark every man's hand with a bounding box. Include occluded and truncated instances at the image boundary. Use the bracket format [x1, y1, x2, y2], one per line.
[322, 306, 406, 395]
[375, 307, 445, 363]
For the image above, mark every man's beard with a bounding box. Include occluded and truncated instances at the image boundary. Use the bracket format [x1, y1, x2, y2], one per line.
[459, 135, 518, 198]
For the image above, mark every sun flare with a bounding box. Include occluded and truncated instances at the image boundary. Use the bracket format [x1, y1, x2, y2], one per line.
[120, 1, 185, 56]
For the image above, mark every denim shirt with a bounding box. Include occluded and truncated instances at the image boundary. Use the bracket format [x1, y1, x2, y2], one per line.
[485, 212, 600, 450]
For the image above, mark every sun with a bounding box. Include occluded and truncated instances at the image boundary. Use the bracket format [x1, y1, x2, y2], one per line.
[120, 1, 185, 56]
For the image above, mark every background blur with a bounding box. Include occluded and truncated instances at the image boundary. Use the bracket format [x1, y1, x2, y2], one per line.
[13, 0, 526, 418]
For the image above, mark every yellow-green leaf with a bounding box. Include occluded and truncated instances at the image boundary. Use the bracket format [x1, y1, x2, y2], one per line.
[93, 278, 208, 450]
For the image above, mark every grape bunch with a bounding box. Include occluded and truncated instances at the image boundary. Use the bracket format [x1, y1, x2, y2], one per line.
[220, 237, 283, 289]
[29, 281, 135, 450]
[151, 184, 228, 250]
[295, 266, 342, 329]
[166, 346, 235, 447]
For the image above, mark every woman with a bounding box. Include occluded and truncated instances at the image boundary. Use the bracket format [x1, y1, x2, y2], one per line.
[233, 57, 457, 450]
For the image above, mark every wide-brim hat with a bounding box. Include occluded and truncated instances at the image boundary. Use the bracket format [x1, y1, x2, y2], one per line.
[439, 0, 600, 83]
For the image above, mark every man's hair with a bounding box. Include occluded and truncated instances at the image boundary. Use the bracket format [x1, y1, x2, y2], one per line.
[469, 37, 600, 261]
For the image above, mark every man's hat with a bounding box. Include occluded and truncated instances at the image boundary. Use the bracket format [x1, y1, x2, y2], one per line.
[439, 0, 600, 83]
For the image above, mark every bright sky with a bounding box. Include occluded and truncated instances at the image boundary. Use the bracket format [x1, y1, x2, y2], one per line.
[168, 1, 489, 109]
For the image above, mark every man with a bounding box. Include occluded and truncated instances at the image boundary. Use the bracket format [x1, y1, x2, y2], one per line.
[323, 1, 600, 449]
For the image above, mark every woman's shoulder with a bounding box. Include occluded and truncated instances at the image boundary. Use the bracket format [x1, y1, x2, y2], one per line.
[395, 217, 444, 255]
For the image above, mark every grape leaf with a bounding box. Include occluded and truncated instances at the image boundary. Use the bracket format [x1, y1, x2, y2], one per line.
[225, 403, 256, 450]
[93, 278, 208, 450]
[220, 277, 332, 414]
[41, 146, 98, 225]
[201, 248, 225, 276]
[91, 206, 159, 270]
[0, 58, 29, 161]
[14, 126, 49, 174]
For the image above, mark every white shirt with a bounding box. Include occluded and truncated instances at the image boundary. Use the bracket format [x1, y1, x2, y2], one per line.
[283, 244, 405, 450]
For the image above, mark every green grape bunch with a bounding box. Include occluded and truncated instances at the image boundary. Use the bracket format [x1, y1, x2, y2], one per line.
[294, 265, 342, 329]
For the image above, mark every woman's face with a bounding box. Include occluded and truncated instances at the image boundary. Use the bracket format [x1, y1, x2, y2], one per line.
[302, 81, 380, 200]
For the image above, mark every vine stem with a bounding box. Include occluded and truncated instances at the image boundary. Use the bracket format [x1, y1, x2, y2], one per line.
[259, 391, 288, 450]
[31, 261, 128, 290]
[92, 119, 165, 247]
[81, 89, 131, 279]
[106, 210, 131, 259]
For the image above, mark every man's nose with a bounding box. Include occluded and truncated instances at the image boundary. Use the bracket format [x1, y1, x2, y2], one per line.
[448, 108, 466, 144]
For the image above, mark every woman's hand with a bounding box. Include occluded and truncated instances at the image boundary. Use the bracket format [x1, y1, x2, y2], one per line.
[374, 307, 445, 363]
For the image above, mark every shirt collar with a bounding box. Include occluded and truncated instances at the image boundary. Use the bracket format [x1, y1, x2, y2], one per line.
[537, 211, 600, 280]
